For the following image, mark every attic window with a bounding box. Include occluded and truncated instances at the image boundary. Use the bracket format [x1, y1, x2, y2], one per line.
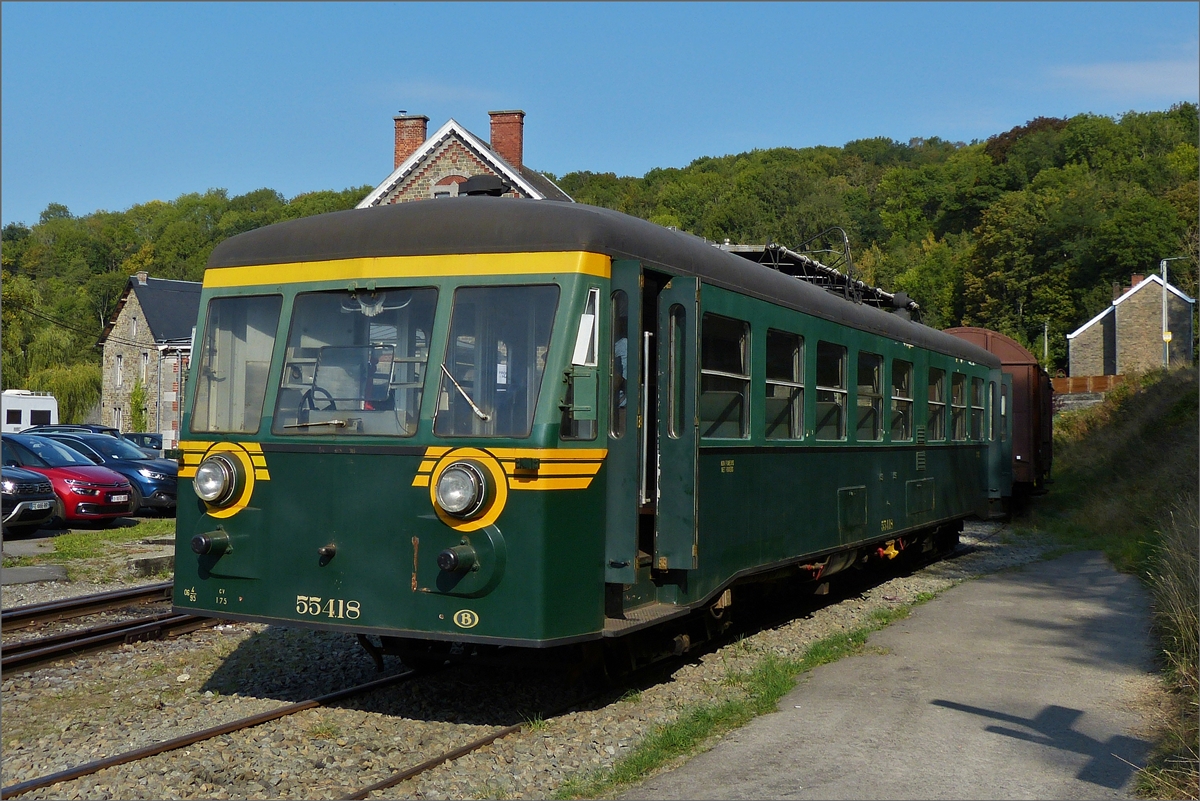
[431, 175, 466, 199]
[132, 316, 138, 338]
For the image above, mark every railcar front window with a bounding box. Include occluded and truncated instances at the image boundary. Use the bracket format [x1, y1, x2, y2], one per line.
[928, 368, 946, 441]
[700, 314, 749, 439]
[815, 341, 847, 441]
[192, 295, 282, 434]
[856, 352, 883, 441]
[891, 360, 913, 441]
[273, 288, 437, 436]
[434, 285, 558, 438]
[765, 330, 803, 440]
[951, 373, 967, 441]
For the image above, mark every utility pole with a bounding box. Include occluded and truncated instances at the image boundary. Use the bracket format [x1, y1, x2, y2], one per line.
[1043, 320, 1049, 363]
[1160, 257, 1187, 368]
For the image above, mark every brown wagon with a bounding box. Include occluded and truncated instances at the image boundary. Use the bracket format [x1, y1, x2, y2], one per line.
[944, 328, 1053, 494]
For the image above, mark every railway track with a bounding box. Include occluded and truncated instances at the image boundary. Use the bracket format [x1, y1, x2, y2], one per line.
[1, 581, 173, 631]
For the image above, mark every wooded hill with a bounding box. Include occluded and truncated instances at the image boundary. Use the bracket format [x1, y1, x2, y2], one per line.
[2, 104, 1196, 421]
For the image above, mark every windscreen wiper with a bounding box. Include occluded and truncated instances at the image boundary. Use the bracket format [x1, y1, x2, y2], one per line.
[440, 363, 490, 421]
[282, 419, 348, 428]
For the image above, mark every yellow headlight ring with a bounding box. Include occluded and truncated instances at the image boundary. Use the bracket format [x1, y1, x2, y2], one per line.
[429, 448, 508, 531]
[199, 442, 257, 519]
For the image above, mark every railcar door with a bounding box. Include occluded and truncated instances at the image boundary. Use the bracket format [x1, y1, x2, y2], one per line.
[605, 260, 642, 586]
[654, 276, 700, 570]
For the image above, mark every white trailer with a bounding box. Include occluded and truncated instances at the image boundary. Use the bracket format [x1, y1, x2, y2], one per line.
[2, 390, 59, 433]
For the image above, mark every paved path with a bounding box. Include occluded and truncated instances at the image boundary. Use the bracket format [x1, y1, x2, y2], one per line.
[622, 551, 1157, 800]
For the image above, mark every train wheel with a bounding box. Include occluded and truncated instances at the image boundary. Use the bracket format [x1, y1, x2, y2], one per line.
[381, 636, 450, 672]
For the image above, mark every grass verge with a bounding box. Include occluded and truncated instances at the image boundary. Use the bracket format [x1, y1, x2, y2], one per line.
[2, 516, 177, 582]
[1034, 367, 1197, 799]
[555, 602, 925, 799]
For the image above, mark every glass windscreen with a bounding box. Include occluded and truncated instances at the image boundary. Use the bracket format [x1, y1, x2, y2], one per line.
[11, 437, 96, 467]
[435, 285, 559, 438]
[192, 295, 283, 434]
[75, 436, 152, 461]
[273, 288, 437, 436]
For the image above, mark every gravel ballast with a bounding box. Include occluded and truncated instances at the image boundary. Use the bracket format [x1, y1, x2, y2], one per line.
[2, 522, 1056, 799]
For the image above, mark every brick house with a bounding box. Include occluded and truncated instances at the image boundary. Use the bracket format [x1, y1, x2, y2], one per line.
[1067, 273, 1195, 376]
[357, 110, 572, 207]
[98, 272, 201, 447]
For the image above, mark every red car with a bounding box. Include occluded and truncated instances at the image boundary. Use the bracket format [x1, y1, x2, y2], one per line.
[1, 434, 134, 526]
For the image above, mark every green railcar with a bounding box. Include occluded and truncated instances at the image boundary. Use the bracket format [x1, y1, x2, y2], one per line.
[173, 199, 1012, 663]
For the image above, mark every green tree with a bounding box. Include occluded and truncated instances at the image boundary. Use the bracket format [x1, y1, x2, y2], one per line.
[129, 377, 148, 433]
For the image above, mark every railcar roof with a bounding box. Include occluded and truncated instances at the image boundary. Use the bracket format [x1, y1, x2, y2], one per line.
[206, 198, 998, 367]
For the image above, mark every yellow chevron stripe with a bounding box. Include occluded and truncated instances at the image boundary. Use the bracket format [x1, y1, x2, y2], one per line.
[412, 475, 430, 488]
[180, 467, 196, 478]
[503, 462, 603, 477]
[509, 477, 595, 490]
[255, 469, 271, 480]
[487, 448, 608, 460]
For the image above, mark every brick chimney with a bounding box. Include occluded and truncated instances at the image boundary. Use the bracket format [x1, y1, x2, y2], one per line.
[136, 271, 148, 285]
[394, 114, 429, 169]
[489, 110, 525, 170]
[1130, 273, 1144, 286]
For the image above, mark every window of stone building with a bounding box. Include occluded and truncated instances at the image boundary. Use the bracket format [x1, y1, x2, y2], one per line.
[141, 352, 149, 382]
[113, 407, 123, 430]
[115, 354, 123, 388]
[431, 175, 466, 199]
[132, 316, 138, 339]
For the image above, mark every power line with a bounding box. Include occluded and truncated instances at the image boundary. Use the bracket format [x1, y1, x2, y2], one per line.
[4, 301, 146, 349]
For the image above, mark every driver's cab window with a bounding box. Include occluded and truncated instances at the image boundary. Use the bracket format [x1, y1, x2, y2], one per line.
[272, 288, 437, 436]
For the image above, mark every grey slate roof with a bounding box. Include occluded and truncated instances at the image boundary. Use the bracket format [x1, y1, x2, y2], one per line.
[132, 278, 201, 342]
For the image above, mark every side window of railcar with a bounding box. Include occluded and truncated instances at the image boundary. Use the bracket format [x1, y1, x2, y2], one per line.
[856, 352, 883, 441]
[951, 372, 967, 441]
[764, 330, 803, 440]
[610, 290, 630, 438]
[815, 341, 847, 441]
[970, 377, 985, 440]
[192, 295, 283, 435]
[989, 381, 997, 441]
[700, 314, 749, 439]
[891, 360, 913, 441]
[927, 368, 946, 442]
[1000, 384, 1009, 441]
[273, 288, 437, 437]
[562, 287, 600, 441]
[435, 285, 559, 438]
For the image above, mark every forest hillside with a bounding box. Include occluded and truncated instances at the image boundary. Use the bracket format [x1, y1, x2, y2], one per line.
[2, 104, 1196, 419]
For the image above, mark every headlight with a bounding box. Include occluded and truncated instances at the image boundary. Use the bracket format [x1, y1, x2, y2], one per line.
[1, 480, 14, 494]
[138, 468, 170, 480]
[194, 454, 240, 505]
[435, 461, 489, 518]
[65, 479, 101, 496]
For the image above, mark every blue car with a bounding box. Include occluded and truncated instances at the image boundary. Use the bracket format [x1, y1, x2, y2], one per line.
[40, 432, 177, 516]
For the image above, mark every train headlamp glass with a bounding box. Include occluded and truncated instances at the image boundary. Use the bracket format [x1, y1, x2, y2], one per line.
[435, 461, 488, 518]
[194, 454, 240, 505]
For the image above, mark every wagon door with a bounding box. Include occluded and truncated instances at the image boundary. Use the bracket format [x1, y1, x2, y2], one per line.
[654, 276, 700, 570]
[605, 260, 642, 585]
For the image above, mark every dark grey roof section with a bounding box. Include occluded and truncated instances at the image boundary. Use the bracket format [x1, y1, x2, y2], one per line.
[518, 166, 573, 202]
[131, 278, 202, 342]
[206, 199, 998, 367]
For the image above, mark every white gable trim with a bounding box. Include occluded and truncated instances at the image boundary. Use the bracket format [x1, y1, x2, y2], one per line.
[1113, 273, 1196, 307]
[357, 118, 543, 208]
[1066, 304, 1113, 340]
[1067, 274, 1195, 340]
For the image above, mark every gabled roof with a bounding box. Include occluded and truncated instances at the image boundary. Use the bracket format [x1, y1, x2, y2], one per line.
[356, 118, 572, 208]
[98, 277, 201, 348]
[1068, 274, 1195, 340]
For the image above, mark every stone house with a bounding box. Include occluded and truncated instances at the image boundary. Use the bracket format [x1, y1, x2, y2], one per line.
[1067, 273, 1195, 376]
[356, 110, 572, 207]
[98, 272, 201, 446]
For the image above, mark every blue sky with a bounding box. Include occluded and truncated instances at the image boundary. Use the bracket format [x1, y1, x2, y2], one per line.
[2, 1, 1197, 227]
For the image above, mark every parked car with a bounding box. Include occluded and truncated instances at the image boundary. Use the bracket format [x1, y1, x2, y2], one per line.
[1, 464, 58, 535]
[21, 423, 121, 437]
[122, 432, 163, 458]
[39, 432, 177, 516]
[1, 434, 134, 527]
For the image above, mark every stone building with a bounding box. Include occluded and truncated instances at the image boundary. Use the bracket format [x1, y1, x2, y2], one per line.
[356, 110, 572, 207]
[1067, 273, 1195, 376]
[98, 272, 201, 447]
